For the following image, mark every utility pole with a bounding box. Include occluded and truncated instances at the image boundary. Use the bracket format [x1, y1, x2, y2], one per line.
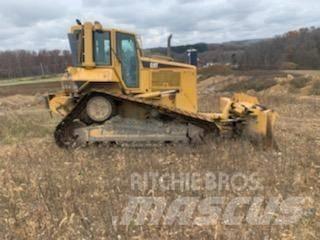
[40, 63, 45, 76]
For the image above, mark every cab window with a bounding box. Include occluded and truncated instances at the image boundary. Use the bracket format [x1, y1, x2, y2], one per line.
[116, 32, 139, 88]
[93, 31, 111, 65]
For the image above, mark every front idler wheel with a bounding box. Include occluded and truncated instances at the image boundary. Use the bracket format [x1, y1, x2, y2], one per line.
[54, 121, 86, 148]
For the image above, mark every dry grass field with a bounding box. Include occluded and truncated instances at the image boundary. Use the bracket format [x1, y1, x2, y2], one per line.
[0, 71, 319, 239]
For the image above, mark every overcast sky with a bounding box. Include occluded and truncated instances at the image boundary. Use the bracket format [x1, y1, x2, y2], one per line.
[0, 0, 319, 50]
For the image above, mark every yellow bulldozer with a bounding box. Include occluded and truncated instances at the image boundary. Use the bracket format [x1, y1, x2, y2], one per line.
[47, 20, 276, 148]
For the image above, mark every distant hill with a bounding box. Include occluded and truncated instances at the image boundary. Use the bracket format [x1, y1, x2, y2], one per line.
[144, 38, 267, 65]
[145, 26, 320, 70]
[240, 27, 320, 69]
[223, 38, 268, 46]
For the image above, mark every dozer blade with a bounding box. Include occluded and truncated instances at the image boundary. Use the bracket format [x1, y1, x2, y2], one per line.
[244, 108, 277, 148]
[227, 93, 278, 148]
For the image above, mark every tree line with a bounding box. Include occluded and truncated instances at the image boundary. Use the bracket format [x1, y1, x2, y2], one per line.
[0, 50, 71, 80]
[239, 27, 320, 69]
[1, 26, 320, 80]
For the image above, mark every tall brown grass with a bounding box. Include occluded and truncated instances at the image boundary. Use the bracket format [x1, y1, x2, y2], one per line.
[0, 79, 319, 239]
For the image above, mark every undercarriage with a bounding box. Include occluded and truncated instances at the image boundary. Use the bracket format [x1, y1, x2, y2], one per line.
[51, 90, 276, 148]
[53, 92, 230, 148]
[73, 117, 205, 146]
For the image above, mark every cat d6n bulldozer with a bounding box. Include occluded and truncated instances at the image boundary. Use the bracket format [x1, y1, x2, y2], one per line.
[47, 20, 276, 148]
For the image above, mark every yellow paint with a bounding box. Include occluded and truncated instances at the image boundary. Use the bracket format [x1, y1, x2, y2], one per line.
[48, 92, 73, 116]
[48, 21, 276, 142]
[65, 22, 199, 112]
[218, 93, 277, 141]
[90, 129, 102, 138]
[82, 22, 95, 68]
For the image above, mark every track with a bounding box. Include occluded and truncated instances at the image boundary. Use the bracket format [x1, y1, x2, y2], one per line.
[54, 92, 236, 148]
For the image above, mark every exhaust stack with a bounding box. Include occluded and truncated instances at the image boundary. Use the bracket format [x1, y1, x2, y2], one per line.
[167, 34, 173, 57]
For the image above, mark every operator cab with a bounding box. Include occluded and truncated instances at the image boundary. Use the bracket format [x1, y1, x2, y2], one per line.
[67, 21, 140, 88]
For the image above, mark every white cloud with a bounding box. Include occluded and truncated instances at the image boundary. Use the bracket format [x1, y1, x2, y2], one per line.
[0, 0, 319, 50]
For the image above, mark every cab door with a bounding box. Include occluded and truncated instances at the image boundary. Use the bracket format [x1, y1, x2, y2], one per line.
[116, 32, 139, 88]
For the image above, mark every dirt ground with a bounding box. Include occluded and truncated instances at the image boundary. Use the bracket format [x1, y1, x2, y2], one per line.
[0, 71, 319, 239]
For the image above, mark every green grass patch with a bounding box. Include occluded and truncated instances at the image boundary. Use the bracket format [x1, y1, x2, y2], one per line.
[0, 74, 61, 87]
